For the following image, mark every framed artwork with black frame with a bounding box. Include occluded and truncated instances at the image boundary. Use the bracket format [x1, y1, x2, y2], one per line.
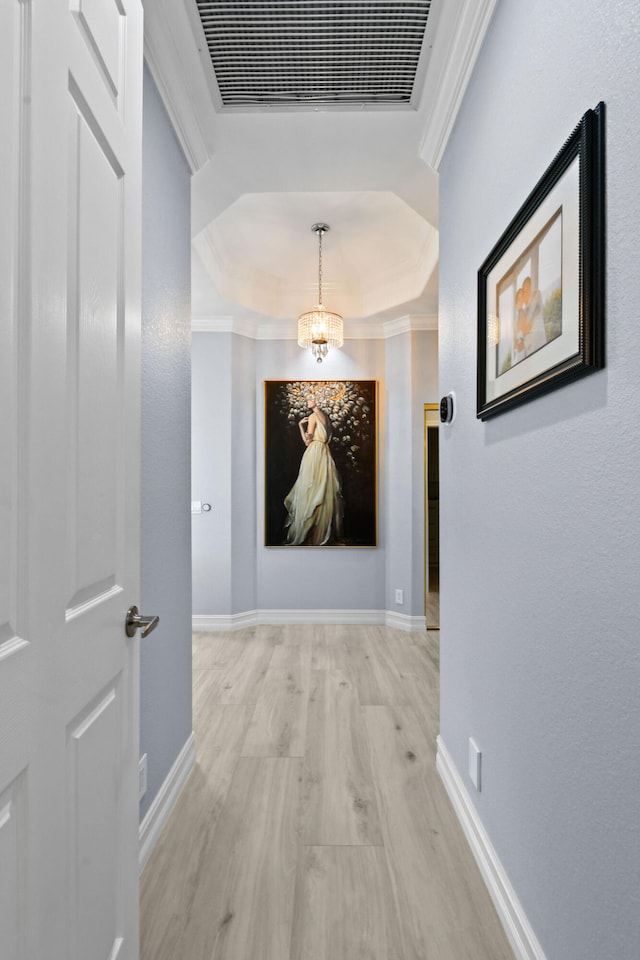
[264, 379, 377, 547]
[477, 101, 605, 420]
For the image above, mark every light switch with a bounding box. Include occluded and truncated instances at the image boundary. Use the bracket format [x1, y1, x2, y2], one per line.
[191, 501, 202, 514]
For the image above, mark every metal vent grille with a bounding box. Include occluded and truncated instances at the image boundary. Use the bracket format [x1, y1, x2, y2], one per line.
[195, 1, 432, 108]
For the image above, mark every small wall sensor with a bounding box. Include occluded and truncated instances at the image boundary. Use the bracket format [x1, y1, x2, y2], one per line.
[440, 392, 455, 424]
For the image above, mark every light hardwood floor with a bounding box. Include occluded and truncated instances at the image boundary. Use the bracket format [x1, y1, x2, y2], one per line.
[140, 625, 514, 960]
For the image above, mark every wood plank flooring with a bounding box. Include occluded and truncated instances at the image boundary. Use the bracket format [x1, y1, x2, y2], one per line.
[140, 625, 514, 960]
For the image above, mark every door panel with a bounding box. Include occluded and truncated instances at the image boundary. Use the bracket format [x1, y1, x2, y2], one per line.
[71, 0, 124, 101]
[0, 2, 18, 651]
[0, 774, 27, 960]
[66, 96, 122, 613]
[0, 0, 143, 957]
[0, 0, 28, 652]
[68, 682, 123, 960]
[0, 6, 32, 958]
[61, 0, 143, 955]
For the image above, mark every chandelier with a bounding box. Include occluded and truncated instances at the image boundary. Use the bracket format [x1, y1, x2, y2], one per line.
[298, 223, 344, 363]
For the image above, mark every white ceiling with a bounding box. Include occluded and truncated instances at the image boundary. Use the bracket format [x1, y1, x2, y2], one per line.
[143, 0, 498, 335]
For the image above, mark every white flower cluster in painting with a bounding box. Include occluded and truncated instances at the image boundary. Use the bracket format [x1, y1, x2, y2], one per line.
[276, 381, 373, 471]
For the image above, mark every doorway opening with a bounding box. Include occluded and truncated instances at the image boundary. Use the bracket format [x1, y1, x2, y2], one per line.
[424, 404, 440, 629]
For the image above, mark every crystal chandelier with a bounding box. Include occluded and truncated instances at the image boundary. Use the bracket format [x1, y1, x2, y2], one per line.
[298, 223, 344, 363]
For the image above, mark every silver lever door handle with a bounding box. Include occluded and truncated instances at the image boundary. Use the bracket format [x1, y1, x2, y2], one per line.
[125, 605, 159, 638]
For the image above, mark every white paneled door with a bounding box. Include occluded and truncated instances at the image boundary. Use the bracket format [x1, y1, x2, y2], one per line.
[0, 1, 143, 958]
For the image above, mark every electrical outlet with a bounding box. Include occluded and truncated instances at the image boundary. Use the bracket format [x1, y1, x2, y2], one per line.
[395, 589, 404, 605]
[139, 754, 147, 800]
[468, 738, 481, 791]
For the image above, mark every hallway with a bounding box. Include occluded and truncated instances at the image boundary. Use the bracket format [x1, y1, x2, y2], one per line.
[140, 626, 514, 959]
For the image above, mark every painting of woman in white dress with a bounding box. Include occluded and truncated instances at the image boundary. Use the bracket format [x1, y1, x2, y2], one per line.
[264, 380, 377, 547]
[284, 396, 343, 545]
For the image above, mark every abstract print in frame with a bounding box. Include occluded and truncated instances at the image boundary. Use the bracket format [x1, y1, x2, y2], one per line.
[264, 380, 377, 547]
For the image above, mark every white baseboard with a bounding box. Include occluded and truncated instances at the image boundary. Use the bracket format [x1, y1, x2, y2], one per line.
[258, 608, 384, 626]
[193, 612, 258, 631]
[193, 610, 426, 632]
[139, 731, 196, 875]
[436, 736, 547, 960]
[385, 610, 427, 632]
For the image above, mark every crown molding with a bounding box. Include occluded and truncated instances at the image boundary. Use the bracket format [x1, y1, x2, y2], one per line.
[383, 315, 438, 337]
[255, 320, 297, 340]
[143, 0, 217, 174]
[191, 315, 438, 338]
[419, 0, 498, 170]
[192, 316, 236, 334]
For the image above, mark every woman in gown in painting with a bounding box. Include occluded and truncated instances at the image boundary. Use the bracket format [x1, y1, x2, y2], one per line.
[284, 396, 344, 546]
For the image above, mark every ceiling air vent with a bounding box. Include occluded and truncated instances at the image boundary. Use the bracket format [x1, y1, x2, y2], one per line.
[194, 1, 432, 109]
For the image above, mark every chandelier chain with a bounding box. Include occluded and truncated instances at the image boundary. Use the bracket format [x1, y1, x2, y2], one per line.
[317, 227, 323, 305]
[298, 222, 343, 363]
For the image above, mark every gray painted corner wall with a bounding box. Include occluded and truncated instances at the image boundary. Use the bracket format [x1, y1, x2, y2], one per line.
[439, 2, 640, 957]
[191, 331, 438, 618]
[231, 334, 257, 612]
[385, 333, 413, 612]
[191, 332, 233, 614]
[140, 65, 192, 821]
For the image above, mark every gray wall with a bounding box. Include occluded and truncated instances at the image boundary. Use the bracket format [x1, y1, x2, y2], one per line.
[438, 2, 640, 957]
[231, 334, 257, 612]
[140, 66, 192, 821]
[385, 332, 413, 612]
[191, 331, 438, 618]
[191, 332, 233, 614]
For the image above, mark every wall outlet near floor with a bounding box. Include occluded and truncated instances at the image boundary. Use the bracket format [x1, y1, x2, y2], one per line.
[395, 588, 404, 605]
[139, 753, 148, 800]
[468, 738, 482, 791]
